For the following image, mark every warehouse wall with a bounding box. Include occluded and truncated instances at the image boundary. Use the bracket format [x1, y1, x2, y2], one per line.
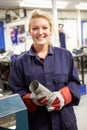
[0, 9, 87, 54]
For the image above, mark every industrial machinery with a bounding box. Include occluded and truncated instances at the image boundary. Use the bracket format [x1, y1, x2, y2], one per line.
[0, 94, 29, 130]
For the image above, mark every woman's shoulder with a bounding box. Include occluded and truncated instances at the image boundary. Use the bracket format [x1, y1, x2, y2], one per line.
[17, 51, 29, 59]
[53, 47, 72, 55]
[13, 51, 30, 65]
[52, 47, 74, 61]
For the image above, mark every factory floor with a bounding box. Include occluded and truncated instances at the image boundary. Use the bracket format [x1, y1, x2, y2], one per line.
[0, 73, 87, 130]
[74, 94, 87, 130]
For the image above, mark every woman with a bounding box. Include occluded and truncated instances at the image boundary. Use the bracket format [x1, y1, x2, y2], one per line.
[8, 9, 81, 130]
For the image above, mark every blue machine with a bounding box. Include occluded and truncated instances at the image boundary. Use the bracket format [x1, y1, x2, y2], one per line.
[0, 94, 29, 130]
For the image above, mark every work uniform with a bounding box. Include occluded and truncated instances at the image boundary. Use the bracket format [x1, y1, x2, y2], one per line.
[8, 45, 81, 130]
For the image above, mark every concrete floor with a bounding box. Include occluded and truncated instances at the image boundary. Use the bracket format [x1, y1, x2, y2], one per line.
[74, 94, 87, 130]
[74, 72, 87, 130]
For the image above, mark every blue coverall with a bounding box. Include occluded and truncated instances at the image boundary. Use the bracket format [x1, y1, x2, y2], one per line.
[8, 45, 81, 130]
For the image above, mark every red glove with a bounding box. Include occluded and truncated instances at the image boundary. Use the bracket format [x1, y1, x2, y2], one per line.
[23, 93, 38, 112]
[30, 92, 48, 106]
[23, 92, 48, 112]
[46, 87, 72, 112]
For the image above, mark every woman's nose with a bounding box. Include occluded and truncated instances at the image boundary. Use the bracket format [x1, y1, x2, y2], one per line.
[38, 28, 43, 34]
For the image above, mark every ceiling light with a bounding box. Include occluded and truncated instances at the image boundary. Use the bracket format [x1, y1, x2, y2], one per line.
[57, 2, 68, 9]
[20, 0, 69, 9]
[76, 3, 87, 10]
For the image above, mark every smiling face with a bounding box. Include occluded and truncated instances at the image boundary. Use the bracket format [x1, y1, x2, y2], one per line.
[29, 17, 52, 46]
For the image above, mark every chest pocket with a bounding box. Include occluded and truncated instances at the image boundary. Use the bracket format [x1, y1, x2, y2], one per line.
[53, 74, 68, 90]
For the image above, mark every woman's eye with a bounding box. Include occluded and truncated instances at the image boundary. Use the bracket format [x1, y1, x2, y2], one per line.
[32, 27, 48, 30]
[32, 28, 38, 30]
[43, 27, 48, 29]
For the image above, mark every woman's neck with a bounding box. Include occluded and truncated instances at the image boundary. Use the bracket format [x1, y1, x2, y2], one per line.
[33, 44, 49, 59]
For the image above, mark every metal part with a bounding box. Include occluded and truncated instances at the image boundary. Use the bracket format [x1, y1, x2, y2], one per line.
[0, 114, 16, 128]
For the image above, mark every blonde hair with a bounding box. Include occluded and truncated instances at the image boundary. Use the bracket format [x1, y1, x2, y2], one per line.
[28, 9, 54, 34]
